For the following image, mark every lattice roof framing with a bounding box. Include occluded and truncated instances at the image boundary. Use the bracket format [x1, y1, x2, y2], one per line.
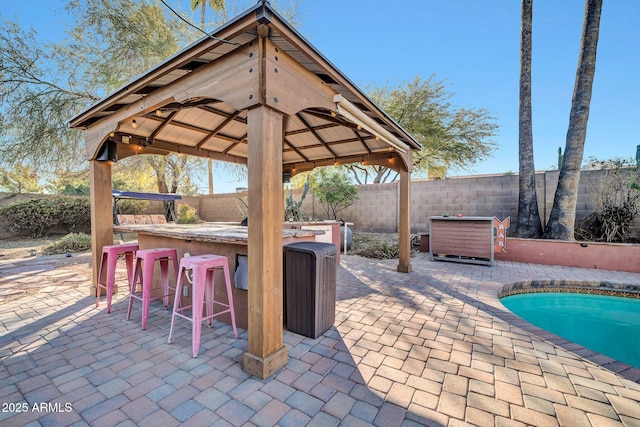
[68, 1, 421, 174]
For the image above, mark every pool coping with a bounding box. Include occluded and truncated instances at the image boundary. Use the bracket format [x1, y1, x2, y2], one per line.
[498, 279, 640, 299]
[496, 280, 640, 380]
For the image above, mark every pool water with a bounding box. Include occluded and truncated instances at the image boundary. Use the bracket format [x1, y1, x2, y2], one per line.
[500, 292, 640, 368]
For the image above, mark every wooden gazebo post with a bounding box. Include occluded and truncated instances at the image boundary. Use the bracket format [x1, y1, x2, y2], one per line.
[89, 159, 114, 295]
[243, 105, 288, 378]
[397, 169, 412, 273]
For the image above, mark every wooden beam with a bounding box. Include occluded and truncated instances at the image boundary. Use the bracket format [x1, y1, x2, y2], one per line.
[283, 151, 402, 175]
[89, 159, 114, 295]
[85, 42, 260, 159]
[69, 12, 260, 128]
[295, 113, 338, 158]
[243, 105, 287, 379]
[397, 169, 412, 273]
[196, 110, 243, 149]
[262, 39, 335, 115]
[266, 17, 419, 150]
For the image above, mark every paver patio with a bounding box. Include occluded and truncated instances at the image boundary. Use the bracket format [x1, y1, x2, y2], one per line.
[1, 252, 639, 426]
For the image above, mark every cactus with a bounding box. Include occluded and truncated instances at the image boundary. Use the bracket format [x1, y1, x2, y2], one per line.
[284, 175, 310, 222]
[558, 147, 564, 169]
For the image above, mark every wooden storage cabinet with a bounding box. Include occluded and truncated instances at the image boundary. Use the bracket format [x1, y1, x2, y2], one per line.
[429, 216, 494, 266]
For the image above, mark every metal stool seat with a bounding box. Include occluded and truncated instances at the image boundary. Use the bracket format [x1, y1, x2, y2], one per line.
[96, 243, 139, 313]
[127, 248, 178, 330]
[168, 254, 238, 357]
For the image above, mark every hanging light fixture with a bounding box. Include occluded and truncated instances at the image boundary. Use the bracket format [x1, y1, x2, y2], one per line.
[132, 119, 138, 129]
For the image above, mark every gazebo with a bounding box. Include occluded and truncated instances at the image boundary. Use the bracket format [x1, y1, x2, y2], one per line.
[69, 0, 421, 379]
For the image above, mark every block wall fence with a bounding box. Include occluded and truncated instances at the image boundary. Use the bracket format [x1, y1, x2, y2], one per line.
[1, 169, 634, 238]
[173, 169, 633, 237]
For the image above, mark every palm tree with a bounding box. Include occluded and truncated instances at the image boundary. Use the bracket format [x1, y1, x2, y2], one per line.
[191, 0, 226, 194]
[516, 0, 543, 238]
[543, 0, 603, 240]
[191, 0, 226, 30]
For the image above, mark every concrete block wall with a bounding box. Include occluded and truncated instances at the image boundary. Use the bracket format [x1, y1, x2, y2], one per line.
[2, 169, 636, 239]
[180, 169, 629, 236]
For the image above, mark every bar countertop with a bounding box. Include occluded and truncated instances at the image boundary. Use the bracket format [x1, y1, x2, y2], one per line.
[113, 222, 321, 245]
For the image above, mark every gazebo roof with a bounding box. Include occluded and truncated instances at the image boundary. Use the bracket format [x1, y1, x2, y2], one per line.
[69, 1, 420, 173]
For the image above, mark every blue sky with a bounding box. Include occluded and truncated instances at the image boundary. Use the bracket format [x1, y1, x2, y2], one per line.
[4, 1, 639, 193]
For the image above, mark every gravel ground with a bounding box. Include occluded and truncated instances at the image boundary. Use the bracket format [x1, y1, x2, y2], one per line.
[0, 236, 60, 261]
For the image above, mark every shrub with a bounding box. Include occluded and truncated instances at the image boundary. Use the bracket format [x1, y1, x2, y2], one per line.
[116, 199, 149, 215]
[0, 196, 90, 237]
[576, 158, 640, 243]
[177, 204, 200, 224]
[57, 197, 91, 231]
[350, 232, 420, 259]
[42, 233, 92, 255]
[351, 233, 399, 259]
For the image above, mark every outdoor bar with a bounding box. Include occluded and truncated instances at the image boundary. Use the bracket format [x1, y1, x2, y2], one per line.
[113, 221, 321, 330]
[69, 0, 421, 378]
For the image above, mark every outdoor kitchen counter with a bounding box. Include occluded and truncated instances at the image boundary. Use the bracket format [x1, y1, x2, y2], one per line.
[113, 221, 320, 244]
[113, 222, 321, 330]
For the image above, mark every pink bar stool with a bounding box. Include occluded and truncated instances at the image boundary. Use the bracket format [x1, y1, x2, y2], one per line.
[167, 254, 238, 357]
[127, 248, 178, 330]
[96, 243, 139, 313]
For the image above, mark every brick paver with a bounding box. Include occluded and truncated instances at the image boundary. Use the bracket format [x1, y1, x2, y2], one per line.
[1, 252, 640, 426]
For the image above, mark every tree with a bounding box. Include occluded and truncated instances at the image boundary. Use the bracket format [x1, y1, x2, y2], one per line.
[0, 1, 201, 193]
[192, 0, 227, 29]
[543, 0, 603, 240]
[312, 168, 358, 220]
[345, 76, 498, 184]
[147, 155, 199, 195]
[515, 0, 543, 238]
[46, 169, 91, 195]
[0, 164, 42, 194]
[0, 0, 299, 194]
[0, 19, 93, 170]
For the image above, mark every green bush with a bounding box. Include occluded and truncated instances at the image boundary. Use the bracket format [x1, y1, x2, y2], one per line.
[42, 233, 92, 255]
[0, 196, 90, 237]
[117, 199, 149, 215]
[176, 204, 200, 224]
[311, 168, 358, 220]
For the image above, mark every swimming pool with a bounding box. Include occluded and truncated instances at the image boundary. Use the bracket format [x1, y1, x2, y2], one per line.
[500, 292, 640, 368]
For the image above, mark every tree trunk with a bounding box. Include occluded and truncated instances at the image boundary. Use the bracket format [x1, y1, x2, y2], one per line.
[516, 0, 543, 238]
[200, 2, 205, 30]
[543, 0, 602, 240]
[208, 158, 214, 194]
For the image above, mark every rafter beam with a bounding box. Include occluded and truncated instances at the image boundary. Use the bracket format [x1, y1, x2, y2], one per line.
[149, 111, 178, 140]
[196, 110, 243, 149]
[295, 112, 337, 158]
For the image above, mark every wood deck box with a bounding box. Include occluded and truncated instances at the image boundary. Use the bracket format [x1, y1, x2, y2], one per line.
[429, 216, 494, 266]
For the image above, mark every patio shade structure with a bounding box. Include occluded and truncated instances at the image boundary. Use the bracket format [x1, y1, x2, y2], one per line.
[69, 0, 421, 379]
